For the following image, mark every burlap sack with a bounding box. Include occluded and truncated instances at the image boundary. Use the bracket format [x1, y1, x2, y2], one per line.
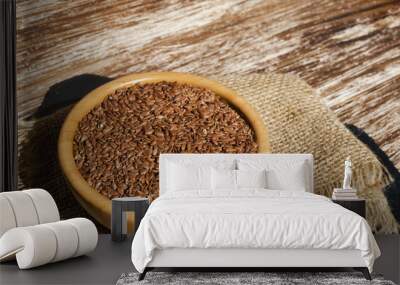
[18, 73, 399, 233]
[214, 73, 399, 234]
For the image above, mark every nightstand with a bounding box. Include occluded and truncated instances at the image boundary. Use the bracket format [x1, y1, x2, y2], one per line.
[332, 199, 366, 218]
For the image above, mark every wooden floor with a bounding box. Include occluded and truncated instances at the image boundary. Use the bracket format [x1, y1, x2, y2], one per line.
[16, 0, 400, 169]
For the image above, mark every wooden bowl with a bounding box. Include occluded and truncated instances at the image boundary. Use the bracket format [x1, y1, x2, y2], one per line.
[58, 72, 270, 229]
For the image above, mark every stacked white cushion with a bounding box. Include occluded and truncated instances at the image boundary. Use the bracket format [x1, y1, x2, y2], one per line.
[237, 159, 310, 191]
[43, 221, 78, 262]
[0, 189, 98, 269]
[0, 225, 57, 267]
[0, 196, 17, 237]
[66, 218, 98, 257]
[0, 218, 97, 269]
[24, 188, 60, 224]
[1, 191, 40, 227]
[0, 189, 59, 236]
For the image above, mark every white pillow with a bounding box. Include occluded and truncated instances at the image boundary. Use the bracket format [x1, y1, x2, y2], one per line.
[266, 166, 307, 191]
[167, 163, 211, 191]
[237, 159, 308, 191]
[212, 169, 268, 190]
[212, 168, 237, 190]
[236, 169, 267, 189]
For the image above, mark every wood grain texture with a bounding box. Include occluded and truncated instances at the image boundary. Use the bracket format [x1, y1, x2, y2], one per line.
[16, 0, 400, 169]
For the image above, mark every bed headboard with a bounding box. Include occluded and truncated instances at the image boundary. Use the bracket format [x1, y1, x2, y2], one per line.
[159, 153, 314, 195]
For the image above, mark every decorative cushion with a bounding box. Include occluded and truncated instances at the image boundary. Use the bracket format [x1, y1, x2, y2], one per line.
[167, 163, 211, 191]
[237, 160, 308, 191]
[212, 168, 237, 190]
[165, 157, 236, 193]
[236, 169, 267, 189]
[212, 168, 268, 190]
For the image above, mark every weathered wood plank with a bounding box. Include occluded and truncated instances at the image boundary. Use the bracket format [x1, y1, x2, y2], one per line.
[16, 0, 400, 168]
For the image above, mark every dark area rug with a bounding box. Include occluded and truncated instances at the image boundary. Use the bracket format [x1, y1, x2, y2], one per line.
[116, 272, 395, 285]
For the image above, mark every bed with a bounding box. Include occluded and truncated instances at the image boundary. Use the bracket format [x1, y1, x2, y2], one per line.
[131, 154, 380, 280]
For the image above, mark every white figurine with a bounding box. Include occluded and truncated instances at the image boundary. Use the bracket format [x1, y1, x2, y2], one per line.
[343, 157, 352, 190]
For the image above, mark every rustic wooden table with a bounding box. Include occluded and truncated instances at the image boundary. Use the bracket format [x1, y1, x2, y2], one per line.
[16, 0, 400, 168]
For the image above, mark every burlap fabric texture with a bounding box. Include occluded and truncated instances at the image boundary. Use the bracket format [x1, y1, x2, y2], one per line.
[18, 73, 399, 233]
[215, 73, 398, 234]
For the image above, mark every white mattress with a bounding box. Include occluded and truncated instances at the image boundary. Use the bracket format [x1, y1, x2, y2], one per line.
[131, 190, 380, 273]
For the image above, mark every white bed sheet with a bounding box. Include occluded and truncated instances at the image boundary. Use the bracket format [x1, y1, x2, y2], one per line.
[131, 190, 380, 273]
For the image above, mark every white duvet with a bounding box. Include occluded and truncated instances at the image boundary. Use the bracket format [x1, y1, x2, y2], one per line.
[131, 190, 380, 272]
